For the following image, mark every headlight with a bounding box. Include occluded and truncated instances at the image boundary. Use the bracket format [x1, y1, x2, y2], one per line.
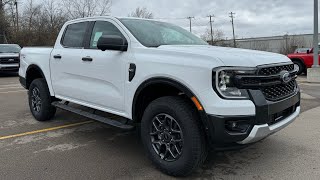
[213, 67, 257, 99]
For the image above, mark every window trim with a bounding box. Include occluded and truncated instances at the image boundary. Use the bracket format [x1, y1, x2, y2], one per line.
[60, 22, 90, 49]
[85, 20, 129, 50]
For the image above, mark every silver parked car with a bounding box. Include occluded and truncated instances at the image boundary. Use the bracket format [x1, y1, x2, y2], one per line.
[0, 44, 21, 72]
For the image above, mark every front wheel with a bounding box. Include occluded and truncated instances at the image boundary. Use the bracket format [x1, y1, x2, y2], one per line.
[28, 79, 56, 121]
[293, 60, 305, 75]
[141, 96, 208, 177]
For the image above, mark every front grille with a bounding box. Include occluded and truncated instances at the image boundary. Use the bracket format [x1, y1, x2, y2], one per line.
[261, 80, 297, 101]
[258, 64, 294, 76]
[0, 57, 19, 64]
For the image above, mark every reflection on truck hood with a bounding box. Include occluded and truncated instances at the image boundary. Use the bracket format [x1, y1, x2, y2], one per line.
[158, 45, 291, 67]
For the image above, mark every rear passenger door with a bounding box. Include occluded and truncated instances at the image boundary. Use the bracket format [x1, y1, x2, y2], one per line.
[50, 21, 90, 102]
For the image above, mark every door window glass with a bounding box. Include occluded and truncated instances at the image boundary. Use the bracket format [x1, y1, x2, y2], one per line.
[90, 21, 124, 49]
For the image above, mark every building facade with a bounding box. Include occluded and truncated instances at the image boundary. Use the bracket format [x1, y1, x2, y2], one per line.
[216, 34, 319, 54]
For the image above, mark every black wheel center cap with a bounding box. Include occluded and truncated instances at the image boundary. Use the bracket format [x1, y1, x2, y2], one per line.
[161, 132, 172, 143]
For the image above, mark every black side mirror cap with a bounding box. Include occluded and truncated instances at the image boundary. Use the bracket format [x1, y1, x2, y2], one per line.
[97, 35, 128, 52]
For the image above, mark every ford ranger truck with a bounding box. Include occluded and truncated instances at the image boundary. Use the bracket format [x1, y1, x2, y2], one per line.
[19, 17, 301, 177]
[0, 44, 21, 72]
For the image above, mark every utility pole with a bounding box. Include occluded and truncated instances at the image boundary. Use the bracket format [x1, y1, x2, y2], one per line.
[3, 32, 7, 43]
[187, 16, 194, 33]
[0, 0, 4, 44]
[284, 34, 289, 54]
[313, 0, 319, 68]
[14, 0, 19, 32]
[307, 0, 320, 83]
[229, 12, 236, 48]
[207, 14, 214, 45]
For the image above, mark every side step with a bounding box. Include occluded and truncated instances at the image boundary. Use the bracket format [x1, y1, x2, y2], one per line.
[52, 102, 134, 130]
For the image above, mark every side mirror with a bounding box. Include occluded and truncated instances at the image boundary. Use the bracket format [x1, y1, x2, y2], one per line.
[97, 35, 128, 52]
[307, 50, 310, 54]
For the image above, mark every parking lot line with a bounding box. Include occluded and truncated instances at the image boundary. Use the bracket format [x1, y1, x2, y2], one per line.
[0, 90, 27, 94]
[0, 84, 21, 87]
[0, 83, 20, 86]
[0, 86, 24, 90]
[0, 120, 94, 140]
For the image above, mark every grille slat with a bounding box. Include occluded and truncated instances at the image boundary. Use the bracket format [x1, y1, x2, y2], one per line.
[0, 57, 19, 64]
[258, 64, 294, 76]
[258, 64, 297, 101]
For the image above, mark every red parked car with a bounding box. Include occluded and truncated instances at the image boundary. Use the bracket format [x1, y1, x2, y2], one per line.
[287, 46, 320, 75]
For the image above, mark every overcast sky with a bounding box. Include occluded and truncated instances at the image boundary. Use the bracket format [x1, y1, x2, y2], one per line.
[111, 0, 315, 39]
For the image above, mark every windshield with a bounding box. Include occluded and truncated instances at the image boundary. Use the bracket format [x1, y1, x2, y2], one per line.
[120, 19, 208, 47]
[0, 45, 21, 53]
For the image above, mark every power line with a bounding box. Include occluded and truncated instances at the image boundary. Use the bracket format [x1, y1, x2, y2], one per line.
[207, 14, 214, 45]
[229, 12, 236, 48]
[187, 16, 194, 32]
[153, 17, 186, 20]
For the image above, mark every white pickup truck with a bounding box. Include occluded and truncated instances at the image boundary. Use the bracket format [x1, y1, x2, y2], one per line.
[19, 16, 301, 176]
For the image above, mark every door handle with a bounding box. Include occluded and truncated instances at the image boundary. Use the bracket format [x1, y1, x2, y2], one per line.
[82, 57, 93, 62]
[53, 55, 62, 59]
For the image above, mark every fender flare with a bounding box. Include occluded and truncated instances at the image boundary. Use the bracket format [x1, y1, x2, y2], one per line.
[132, 77, 213, 146]
[132, 77, 199, 116]
[26, 64, 46, 88]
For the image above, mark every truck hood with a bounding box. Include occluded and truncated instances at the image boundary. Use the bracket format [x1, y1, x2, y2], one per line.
[0, 53, 19, 58]
[158, 45, 291, 67]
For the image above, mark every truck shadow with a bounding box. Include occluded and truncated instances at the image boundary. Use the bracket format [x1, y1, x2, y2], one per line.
[0, 72, 19, 77]
[48, 110, 293, 179]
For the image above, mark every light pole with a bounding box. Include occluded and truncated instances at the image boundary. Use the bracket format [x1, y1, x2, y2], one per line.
[313, 0, 319, 68]
[308, 0, 320, 83]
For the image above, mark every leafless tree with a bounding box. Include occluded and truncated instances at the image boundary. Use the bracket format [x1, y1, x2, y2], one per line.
[62, 0, 111, 19]
[201, 27, 225, 45]
[129, 7, 154, 19]
[42, 0, 67, 45]
[0, 0, 12, 43]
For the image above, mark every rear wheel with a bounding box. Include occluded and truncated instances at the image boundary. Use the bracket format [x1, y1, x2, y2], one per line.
[292, 60, 305, 75]
[28, 79, 56, 121]
[141, 96, 208, 177]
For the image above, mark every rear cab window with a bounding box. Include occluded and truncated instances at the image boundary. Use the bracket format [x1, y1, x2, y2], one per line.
[61, 22, 89, 48]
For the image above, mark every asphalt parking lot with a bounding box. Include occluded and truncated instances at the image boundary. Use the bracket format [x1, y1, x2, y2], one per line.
[0, 73, 320, 180]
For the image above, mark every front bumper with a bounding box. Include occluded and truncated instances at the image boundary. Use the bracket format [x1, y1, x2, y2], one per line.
[205, 90, 300, 146]
[0, 64, 19, 71]
[238, 106, 300, 144]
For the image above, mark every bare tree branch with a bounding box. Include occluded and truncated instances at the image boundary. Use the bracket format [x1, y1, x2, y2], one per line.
[201, 27, 225, 45]
[62, 0, 111, 19]
[129, 7, 154, 19]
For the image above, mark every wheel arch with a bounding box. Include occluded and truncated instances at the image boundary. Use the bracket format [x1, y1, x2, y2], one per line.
[132, 77, 214, 147]
[290, 58, 306, 68]
[132, 77, 207, 122]
[26, 64, 47, 89]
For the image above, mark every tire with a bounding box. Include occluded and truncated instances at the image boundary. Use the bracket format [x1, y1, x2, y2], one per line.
[141, 96, 208, 177]
[28, 78, 56, 121]
[292, 60, 305, 75]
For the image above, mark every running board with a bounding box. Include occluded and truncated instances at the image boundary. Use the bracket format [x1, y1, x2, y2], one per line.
[52, 102, 134, 130]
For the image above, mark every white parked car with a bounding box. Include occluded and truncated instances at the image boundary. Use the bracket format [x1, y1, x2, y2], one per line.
[19, 16, 301, 176]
